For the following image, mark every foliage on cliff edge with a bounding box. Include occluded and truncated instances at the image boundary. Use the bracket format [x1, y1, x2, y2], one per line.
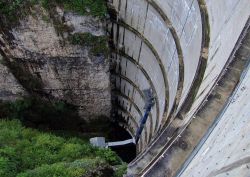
[0, 119, 127, 177]
[0, 0, 107, 22]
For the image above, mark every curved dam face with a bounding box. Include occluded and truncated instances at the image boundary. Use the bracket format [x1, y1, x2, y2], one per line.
[109, 0, 203, 151]
[107, 0, 250, 176]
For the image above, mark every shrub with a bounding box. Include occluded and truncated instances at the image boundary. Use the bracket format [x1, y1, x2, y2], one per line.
[17, 158, 112, 177]
[58, 0, 107, 18]
[96, 148, 121, 166]
[0, 119, 125, 177]
[17, 162, 82, 177]
[0, 0, 107, 20]
[0, 156, 18, 177]
[0, 0, 25, 20]
[0, 97, 83, 131]
[69, 33, 109, 57]
[114, 163, 128, 177]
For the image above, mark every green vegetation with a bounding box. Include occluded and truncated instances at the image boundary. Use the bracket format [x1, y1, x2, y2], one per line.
[0, 0, 107, 24]
[0, 1, 109, 56]
[70, 33, 109, 57]
[17, 158, 115, 177]
[0, 98, 127, 176]
[43, 0, 107, 18]
[114, 163, 128, 177]
[0, 119, 127, 177]
[0, 97, 114, 138]
[0, 97, 84, 132]
[0, 0, 31, 22]
[0, 97, 117, 140]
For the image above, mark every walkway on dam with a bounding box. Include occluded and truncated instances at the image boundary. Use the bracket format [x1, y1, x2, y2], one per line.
[144, 60, 250, 177]
[127, 20, 250, 177]
[177, 60, 250, 177]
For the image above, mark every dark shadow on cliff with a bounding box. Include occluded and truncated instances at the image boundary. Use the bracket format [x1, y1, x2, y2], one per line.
[0, 97, 81, 128]
[0, 97, 137, 163]
[0, 97, 114, 140]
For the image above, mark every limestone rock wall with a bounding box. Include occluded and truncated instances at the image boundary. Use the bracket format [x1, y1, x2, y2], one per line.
[0, 55, 27, 101]
[0, 5, 111, 120]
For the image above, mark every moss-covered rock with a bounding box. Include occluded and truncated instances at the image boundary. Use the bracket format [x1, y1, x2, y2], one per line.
[69, 33, 109, 57]
[0, 0, 107, 24]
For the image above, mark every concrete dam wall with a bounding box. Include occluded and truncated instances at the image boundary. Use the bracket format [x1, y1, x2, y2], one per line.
[109, 0, 203, 151]
[107, 0, 250, 176]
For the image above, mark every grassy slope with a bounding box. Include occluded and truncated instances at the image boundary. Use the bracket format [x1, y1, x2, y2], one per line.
[0, 119, 126, 177]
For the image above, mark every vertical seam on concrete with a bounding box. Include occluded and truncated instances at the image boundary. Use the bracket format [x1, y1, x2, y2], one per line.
[113, 20, 169, 133]
[148, 0, 185, 131]
[127, 0, 210, 172]
[117, 105, 139, 131]
[111, 21, 161, 142]
[115, 0, 151, 147]
[113, 49, 159, 134]
[114, 91, 148, 143]
[177, 0, 210, 119]
[110, 18, 155, 147]
[117, 106, 144, 151]
[113, 73, 154, 142]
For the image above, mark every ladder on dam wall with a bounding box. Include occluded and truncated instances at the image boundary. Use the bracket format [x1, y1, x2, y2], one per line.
[90, 89, 155, 148]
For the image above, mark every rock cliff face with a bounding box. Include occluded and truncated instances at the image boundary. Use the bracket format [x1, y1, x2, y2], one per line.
[0, 55, 27, 101]
[0, 4, 111, 120]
